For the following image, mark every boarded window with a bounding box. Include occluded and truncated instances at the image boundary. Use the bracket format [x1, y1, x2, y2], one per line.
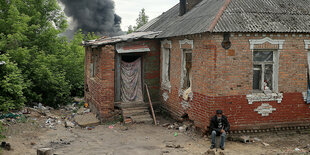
[253, 51, 274, 91]
[182, 51, 192, 89]
[91, 54, 97, 77]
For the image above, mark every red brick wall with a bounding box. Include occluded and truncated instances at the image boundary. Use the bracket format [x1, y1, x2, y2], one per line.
[160, 33, 310, 131]
[84, 45, 115, 120]
[142, 40, 161, 102]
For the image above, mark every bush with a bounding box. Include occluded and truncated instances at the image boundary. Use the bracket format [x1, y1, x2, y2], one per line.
[0, 54, 26, 112]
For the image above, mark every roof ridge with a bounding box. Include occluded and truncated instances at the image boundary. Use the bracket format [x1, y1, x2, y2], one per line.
[208, 0, 231, 32]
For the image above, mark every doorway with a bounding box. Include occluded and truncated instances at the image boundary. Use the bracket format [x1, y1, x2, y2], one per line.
[119, 54, 143, 102]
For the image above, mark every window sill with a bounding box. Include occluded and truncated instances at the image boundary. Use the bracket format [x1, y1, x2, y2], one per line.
[246, 92, 283, 104]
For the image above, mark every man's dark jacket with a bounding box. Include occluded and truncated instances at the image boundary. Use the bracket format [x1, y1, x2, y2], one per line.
[210, 115, 230, 133]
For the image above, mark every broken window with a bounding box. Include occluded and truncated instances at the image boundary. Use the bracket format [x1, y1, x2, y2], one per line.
[253, 51, 274, 91]
[162, 48, 171, 85]
[182, 50, 192, 89]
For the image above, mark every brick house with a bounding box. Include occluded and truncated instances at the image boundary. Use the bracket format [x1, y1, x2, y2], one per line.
[84, 0, 310, 131]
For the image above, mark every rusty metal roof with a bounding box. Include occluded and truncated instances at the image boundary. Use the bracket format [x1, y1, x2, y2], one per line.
[213, 0, 310, 33]
[83, 31, 161, 46]
[137, 0, 226, 38]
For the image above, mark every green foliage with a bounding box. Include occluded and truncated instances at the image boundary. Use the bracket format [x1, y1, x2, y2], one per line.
[127, 25, 134, 34]
[0, 54, 26, 112]
[128, 8, 149, 33]
[0, 121, 4, 140]
[0, 0, 96, 109]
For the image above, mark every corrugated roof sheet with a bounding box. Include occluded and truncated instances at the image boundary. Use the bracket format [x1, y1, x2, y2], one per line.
[83, 31, 161, 46]
[213, 0, 310, 32]
[139, 0, 310, 36]
[137, 0, 226, 38]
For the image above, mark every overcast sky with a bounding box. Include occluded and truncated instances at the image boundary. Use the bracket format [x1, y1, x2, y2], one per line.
[114, 0, 179, 31]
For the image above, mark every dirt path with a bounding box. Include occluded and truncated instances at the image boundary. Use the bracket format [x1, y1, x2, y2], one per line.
[1, 111, 309, 155]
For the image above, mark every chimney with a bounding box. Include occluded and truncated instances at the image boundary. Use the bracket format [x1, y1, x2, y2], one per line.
[179, 0, 187, 16]
[179, 0, 203, 16]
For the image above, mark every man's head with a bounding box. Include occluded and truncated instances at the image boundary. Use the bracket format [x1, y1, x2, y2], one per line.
[216, 110, 223, 118]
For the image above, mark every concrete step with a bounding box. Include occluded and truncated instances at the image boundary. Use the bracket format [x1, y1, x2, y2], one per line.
[120, 102, 148, 108]
[131, 115, 154, 124]
[123, 108, 150, 117]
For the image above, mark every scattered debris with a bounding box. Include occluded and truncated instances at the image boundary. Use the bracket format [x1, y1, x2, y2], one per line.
[1, 141, 11, 151]
[262, 142, 270, 146]
[120, 126, 128, 131]
[174, 132, 178, 137]
[253, 137, 262, 142]
[165, 142, 182, 149]
[162, 123, 170, 127]
[240, 135, 250, 143]
[204, 149, 215, 155]
[168, 124, 174, 129]
[124, 118, 133, 124]
[179, 125, 188, 132]
[37, 147, 52, 155]
[109, 125, 114, 129]
[65, 120, 75, 128]
[86, 126, 95, 130]
[74, 113, 100, 127]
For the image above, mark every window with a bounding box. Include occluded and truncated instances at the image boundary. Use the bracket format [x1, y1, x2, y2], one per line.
[91, 54, 97, 78]
[162, 48, 171, 85]
[253, 51, 274, 91]
[182, 50, 192, 89]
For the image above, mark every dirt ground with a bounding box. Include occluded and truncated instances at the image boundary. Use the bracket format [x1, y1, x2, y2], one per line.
[1, 109, 310, 155]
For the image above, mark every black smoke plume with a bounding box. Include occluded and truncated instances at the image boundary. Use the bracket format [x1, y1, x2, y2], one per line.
[59, 0, 124, 38]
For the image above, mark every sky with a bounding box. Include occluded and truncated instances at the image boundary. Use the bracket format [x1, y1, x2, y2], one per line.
[114, 0, 179, 31]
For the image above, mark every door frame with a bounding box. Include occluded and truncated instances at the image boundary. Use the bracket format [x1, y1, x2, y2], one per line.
[114, 52, 145, 102]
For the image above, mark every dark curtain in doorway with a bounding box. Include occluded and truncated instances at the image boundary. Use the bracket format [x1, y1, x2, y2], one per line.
[120, 57, 143, 102]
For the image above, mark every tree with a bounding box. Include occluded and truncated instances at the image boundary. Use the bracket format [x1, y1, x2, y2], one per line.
[127, 25, 134, 34]
[127, 8, 149, 33]
[0, 54, 26, 112]
[0, 0, 94, 109]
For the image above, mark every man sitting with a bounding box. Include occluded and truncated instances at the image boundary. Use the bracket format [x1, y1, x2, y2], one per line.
[209, 110, 230, 150]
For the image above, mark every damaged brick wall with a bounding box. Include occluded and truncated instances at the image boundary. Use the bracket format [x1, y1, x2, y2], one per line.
[160, 33, 310, 131]
[85, 45, 115, 121]
[142, 40, 161, 102]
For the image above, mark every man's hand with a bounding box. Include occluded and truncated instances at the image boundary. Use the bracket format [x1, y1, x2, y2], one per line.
[220, 129, 225, 133]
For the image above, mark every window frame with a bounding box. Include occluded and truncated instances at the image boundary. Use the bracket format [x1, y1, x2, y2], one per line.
[252, 49, 279, 93]
[181, 49, 192, 90]
[161, 48, 171, 85]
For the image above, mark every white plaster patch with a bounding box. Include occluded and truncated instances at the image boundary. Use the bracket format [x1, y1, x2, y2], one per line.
[254, 103, 276, 116]
[249, 37, 285, 50]
[304, 40, 310, 49]
[302, 92, 307, 102]
[179, 38, 194, 49]
[181, 100, 190, 109]
[162, 92, 169, 101]
[246, 93, 283, 104]
[161, 39, 172, 48]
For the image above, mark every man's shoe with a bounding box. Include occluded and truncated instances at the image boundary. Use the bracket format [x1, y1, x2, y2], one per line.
[210, 145, 215, 149]
[220, 146, 225, 150]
